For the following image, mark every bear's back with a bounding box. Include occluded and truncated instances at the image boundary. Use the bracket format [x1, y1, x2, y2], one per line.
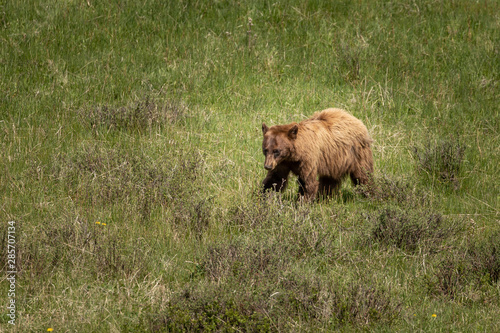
[307, 108, 352, 125]
[299, 108, 372, 147]
[302, 108, 365, 132]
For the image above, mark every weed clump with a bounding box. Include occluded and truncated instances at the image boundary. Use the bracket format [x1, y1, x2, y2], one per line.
[79, 96, 188, 133]
[429, 254, 470, 299]
[53, 143, 211, 237]
[164, 156, 212, 239]
[202, 241, 289, 284]
[357, 174, 431, 207]
[21, 144, 211, 280]
[228, 190, 278, 229]
[227, 197, 337, 260]
[162, 233, 400, 331]
[150, 274, 400, 332]
[412, 138, 466, 188]
[428, 230, 500, 300]
[55, 144, 169, 215]
[150, 287, 272, 332]
[469, 231, 500, 284]
[368, 207, 455, 252]
[334, 42, 361, 84]
[12, 213, 154, 280]
[276, 276, 400, 327]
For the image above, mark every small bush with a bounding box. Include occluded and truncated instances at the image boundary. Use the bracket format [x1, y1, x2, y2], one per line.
[412, 138, 466, 188]
[227, 198, 338, 261]
[469, 231, 500, 284]
[202, 241, 289, 284]
[52, 143, 211, 238]
[149, 288, 272, 332]
[150, 273, 400, 332]
[12, 213, 153, 281]
[332, 284, 400, 326]
[369, 207, 454, 252]
[227, 190, 277, 229]
[336, 42, 361, 84]
[427, 230, 500, 299]
[79, 96, 188, 133]
[13, 217, 87, 277]
[357, 174, 431, 207]
[165, 155, 212, 239]
[276, 275, 400, 327]
[429, 254, 470, 299]
[171, 235, 400, 331]
[54, 144, 168, 211]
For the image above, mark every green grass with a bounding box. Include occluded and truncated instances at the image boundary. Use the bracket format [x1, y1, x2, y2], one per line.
[1, 0, 499, 331]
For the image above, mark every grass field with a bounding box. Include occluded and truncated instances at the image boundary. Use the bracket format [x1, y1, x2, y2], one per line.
[1, 0, 499, 331]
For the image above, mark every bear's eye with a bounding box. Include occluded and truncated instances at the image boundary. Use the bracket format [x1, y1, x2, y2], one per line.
[273, 149, 280, 157]
[263, 149, 268, 155]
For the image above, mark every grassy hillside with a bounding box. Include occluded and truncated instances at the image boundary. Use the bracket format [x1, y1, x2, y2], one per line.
[1, 0, 498, 331]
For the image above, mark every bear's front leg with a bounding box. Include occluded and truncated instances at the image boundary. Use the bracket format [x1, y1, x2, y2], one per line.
[262, 165, 290, 193]
[297, 172, 319, 201]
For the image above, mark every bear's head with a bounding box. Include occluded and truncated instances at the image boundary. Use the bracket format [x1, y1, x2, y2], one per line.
[261, 122, 298, 171]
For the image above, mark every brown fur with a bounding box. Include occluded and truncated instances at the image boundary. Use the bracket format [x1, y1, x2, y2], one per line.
[261, 108, 374, 200]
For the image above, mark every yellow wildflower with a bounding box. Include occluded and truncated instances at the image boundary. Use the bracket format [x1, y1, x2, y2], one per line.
[432, 314, 437, 318]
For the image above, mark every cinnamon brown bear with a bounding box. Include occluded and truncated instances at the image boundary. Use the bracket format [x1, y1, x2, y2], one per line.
[261, 108, 373, 200]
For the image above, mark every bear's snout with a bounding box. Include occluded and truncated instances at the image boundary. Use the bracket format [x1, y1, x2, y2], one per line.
[264, 156, 277, 171]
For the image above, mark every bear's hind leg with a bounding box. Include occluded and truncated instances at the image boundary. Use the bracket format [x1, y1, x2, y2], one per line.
[350, 166, 374, 196]
[350, 147, 374, 188]
[350, 171, 366, 187]
[318, 177, 340, 198]
[350, 165, 373, 187]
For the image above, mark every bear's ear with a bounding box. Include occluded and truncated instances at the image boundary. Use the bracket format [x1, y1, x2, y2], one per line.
[288, 124, 298, 140]
[262, 123, 269, 135]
